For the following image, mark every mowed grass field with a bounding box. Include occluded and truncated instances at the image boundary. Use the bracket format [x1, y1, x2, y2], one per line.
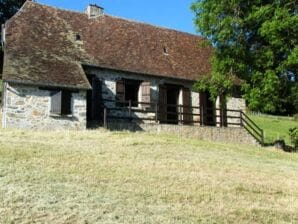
[0, 129, 298, 223]
[249, 113, 298, 145]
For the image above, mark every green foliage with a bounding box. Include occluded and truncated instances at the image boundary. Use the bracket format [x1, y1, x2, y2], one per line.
[289, 127, 298, 150]
[193, 59, 233, 101]
[0, 0, 26, 80]
[192, 0, 298, 114]
[0, 0, 26, 25]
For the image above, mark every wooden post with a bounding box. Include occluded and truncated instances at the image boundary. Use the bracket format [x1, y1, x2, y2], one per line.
[261, 129, 264, 146]
[240, 111, 243, 127]
[155, 103, 158, 123]
[200, 106, 204, 126]
[128, 100, 132, 118]
[219, 108, 223, 127]
[178, 105, 180, 124]
[103, 107, 107, 129]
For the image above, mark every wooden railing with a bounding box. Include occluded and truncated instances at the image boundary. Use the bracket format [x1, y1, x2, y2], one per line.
[240, 111, 264, 145]
[98, 99, 264, 145]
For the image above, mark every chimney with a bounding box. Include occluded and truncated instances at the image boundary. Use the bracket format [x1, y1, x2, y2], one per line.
[86, 4, 104, 18]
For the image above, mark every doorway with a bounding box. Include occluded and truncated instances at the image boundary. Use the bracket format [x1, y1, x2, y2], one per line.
[87, 75, 102, 124]
[200, 91, 216, 126]
[159, 84, 181, 124]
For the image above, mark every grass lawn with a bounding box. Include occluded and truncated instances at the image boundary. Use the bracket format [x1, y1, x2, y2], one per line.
[0, 129, 298, 223]
[249, 113, 298, 145]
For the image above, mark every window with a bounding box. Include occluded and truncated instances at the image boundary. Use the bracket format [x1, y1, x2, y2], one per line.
[50, 90, 72, 115]
[116, 79, 142, 107]
[75, 34, 81, 41]
[163, 47, 169, 55]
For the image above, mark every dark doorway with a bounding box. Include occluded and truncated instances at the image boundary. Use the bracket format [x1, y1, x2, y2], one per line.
[200, 91, 216, 126]
[166, 85, 180, 124]
[87, 75, 102, 123]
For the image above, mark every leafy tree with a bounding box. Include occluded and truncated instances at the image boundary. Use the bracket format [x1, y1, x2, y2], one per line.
[191, 0, 298, 114]
[0, 0, 26, 75]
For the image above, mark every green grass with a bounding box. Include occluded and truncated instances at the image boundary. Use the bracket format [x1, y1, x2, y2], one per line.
[0, 129, 298, 223]
[249, 113, 298, 145]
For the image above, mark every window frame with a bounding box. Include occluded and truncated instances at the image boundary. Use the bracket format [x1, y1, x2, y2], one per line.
[50, 89, 72, 116]
[116, 79, 142, 107]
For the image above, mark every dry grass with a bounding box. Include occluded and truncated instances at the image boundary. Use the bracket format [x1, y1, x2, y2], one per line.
[0, 129, 298, 223]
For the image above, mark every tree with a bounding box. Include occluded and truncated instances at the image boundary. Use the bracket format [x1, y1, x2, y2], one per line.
[191, 0, 298, 114]
[0, 0, 26, 75]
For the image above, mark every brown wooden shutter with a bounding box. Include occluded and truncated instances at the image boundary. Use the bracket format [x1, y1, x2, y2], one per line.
[158, 85, 167, 122]
[51, 91, 62, 114]
[182, 88, 192, 124]
[141, 81, 151, 108]
[116, 80, 125, 106]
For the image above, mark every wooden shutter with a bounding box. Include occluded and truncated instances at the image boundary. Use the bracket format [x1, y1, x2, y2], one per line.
[51, 91, 62, 114]
[51, 90, 72, 115]
[158, 85, 167, 122]
[141, 81, 151, 108]
[116, 80, 125, 106]
[182, 88, 192, 124]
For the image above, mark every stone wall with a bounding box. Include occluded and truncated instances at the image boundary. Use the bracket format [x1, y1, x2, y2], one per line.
[226, 97, 246, 127]
[85, 67, 200, 122]
[2, 83, 87, 130]
[106, 121, 259, 146]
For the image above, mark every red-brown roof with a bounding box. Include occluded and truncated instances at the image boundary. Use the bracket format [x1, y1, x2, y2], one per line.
[3, 1, 212, 89]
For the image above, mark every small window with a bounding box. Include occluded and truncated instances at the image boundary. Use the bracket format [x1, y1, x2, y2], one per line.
[50, 90, 72, 115]
[125, 80, 140, 107]
[163, 47, 168, 55]
[116, 79, 141, 107]
[75, 34, 81, 41]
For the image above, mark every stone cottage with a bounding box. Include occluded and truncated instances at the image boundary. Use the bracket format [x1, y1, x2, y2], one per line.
[1, 1, 245, 130]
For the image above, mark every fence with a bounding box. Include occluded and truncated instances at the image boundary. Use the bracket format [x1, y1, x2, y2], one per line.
[98, 99, 264, 145]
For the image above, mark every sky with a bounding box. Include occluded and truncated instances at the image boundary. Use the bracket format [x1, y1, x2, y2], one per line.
[37, 0, 198, 34]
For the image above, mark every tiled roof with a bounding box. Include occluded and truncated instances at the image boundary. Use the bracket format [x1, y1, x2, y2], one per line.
[3, 1, 212, 89]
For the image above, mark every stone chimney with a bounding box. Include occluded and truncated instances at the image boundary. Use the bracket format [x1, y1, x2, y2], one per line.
[85, 4, 104, 18]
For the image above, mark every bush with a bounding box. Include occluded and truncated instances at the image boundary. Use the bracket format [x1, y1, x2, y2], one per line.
[289, 127, 298, 150]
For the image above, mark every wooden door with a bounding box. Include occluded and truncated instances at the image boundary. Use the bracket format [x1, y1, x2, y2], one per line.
[141, 81, 151, 108]
[200, 91, 215, 126]
[158, 85, 167, 123]
[116, 80, 125, 106]
[182, 88, 192, 124]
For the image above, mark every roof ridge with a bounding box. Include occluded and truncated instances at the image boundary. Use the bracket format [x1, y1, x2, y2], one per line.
[30, 1, 85, 15]
[30, 1, 200, 38]
[105, 14, 201, 38]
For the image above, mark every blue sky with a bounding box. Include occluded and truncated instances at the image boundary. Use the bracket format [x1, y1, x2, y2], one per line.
[37, 0, 197, 34]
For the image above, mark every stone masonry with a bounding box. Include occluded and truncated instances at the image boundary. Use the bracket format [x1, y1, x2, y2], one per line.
[85, 67, 201, 122]
[107, 121, 259, 146]
[2, 83, 86, 130]
[1, 69, 247, 131]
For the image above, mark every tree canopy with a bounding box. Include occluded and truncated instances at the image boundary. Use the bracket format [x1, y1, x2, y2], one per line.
[192, 0, 298, 115]
[0, 0, 26, 25]
[0, 0, 26, 75]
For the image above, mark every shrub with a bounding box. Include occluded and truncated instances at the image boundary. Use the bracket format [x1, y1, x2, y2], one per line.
[289, 127, 298, 150]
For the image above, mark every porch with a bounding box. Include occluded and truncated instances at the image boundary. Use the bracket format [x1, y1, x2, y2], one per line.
[87, 99, 264, 145]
